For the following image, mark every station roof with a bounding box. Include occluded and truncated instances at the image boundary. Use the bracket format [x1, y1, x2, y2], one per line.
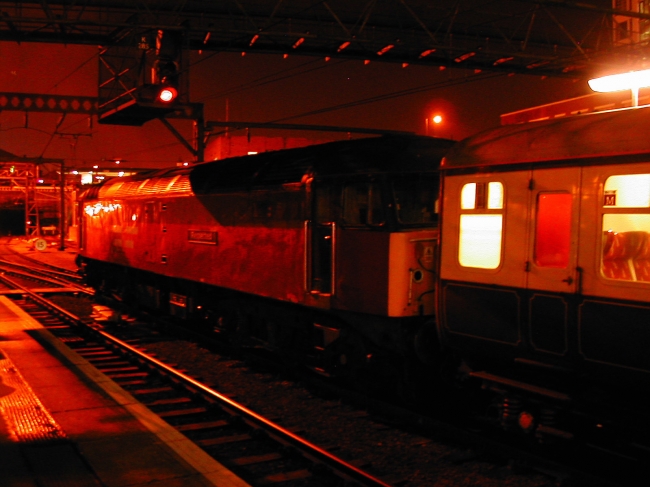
[0, 148, 63, 165]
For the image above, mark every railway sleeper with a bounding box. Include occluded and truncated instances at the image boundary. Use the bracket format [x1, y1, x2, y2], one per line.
[259, 469, 313, 485]
[130, 386, 175, 395]
[157, 406, 209, 418]
[96, 365, 140, 374]
[108, 371, 149, 379]
[143, 397, 193, 407]
[175, 420, 230, 432]
[230, 452, 283, 466]
[196, 433, 252, 447]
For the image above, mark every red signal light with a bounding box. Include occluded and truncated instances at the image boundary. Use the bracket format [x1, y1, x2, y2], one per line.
[157, 86, 178, 103]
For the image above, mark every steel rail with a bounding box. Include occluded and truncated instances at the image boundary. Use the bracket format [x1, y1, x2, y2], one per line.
[4, 272, 393, 487]
[94, 327, 394, 487]
[0, 261, 92, 295]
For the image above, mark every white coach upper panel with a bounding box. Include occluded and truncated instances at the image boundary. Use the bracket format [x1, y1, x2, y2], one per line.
[442, 106, 650, 169]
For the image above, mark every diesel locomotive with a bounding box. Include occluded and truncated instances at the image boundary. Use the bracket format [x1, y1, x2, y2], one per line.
[78, 135, 455, 396]
[78, 105, 650, 449]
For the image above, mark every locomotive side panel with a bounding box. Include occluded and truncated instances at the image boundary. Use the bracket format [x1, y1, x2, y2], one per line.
[82, 200, 125, 265]
[164, 191, 306, 304]
[334, 229, 390, 315]
[82, 190, 307, 306]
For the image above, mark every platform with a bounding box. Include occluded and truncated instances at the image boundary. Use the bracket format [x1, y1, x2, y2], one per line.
[0, 249, 251, 487]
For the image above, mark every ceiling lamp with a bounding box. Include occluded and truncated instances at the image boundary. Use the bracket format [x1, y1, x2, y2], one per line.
[337, 41, 350, 52]
[377, 44, 394, 55]
[589, 68, 650, 106]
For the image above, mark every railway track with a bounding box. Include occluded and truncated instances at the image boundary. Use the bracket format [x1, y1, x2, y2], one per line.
[0, 238, 83, 279]
[0, 260, 91, 294]
[2, 274, 397, 487]
[0, 257, 638, 487]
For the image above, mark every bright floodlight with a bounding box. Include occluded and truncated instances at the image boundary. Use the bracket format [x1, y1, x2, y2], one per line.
[588, 69, 650, 93]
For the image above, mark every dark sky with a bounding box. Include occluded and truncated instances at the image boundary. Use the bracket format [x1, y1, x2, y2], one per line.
[0, 41, 590, 169]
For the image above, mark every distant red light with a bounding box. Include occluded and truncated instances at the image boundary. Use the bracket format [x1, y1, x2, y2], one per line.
[158, 86, 178, 103]
[518, 411, 535, 432]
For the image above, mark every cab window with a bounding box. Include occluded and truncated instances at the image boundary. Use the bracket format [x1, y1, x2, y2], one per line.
[458, 181, 503, 269]
[392, 175, 439, 226]
[601, 174, 650, 282]
[342, 182, 384, 226]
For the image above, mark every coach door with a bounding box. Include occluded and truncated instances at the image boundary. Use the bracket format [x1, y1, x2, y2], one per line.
[525, 167, 582, 355]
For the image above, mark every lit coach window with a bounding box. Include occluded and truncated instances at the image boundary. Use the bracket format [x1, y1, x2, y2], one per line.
[601, 174, 650, 282]
[458, 181, 504, 269]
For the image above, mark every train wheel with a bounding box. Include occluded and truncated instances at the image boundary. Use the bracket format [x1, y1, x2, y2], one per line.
[324, 331, 372, 391]
[413, 320, 440, 366]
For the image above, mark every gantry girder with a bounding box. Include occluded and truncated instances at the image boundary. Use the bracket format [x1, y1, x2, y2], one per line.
[0, 1, 647, 80]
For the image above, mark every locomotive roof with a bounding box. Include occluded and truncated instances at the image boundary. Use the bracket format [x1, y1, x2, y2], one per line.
[190, 135, 454, 194]
[442, 105, 650, 170]
[81, 136, 453, 200]
[84, 166, 193, 200]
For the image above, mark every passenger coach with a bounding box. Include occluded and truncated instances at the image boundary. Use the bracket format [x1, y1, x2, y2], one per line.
[439, 106, 650, 423]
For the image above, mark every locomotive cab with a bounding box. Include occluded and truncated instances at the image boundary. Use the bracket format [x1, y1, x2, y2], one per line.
[307, 172, 440, 319]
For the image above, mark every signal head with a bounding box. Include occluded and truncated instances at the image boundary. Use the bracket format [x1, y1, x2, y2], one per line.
[157, 86, 178, 103]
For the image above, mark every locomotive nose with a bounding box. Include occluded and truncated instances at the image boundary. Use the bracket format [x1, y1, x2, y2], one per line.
[388, 232, 437, 317]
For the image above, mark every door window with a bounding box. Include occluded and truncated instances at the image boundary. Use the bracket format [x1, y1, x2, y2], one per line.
[458, 181, 504, 269]
[534, 193, 572, 268]
[601, 174, 650, 282]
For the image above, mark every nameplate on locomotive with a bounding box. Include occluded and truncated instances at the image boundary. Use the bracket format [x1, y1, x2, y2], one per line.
[187, 230, 218, 245]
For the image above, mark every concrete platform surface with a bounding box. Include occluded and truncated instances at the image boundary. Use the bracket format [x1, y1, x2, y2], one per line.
[0, 266, 251, 487]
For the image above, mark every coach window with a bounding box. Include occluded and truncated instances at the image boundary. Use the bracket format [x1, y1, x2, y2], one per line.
[458, 181, 504, 269]
[534, 193, 572, 268]
[601, 174, 650, 282]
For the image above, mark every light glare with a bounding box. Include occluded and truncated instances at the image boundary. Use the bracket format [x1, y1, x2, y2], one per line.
[158, 87, 177, 102]
[588, 69, 650, 92]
